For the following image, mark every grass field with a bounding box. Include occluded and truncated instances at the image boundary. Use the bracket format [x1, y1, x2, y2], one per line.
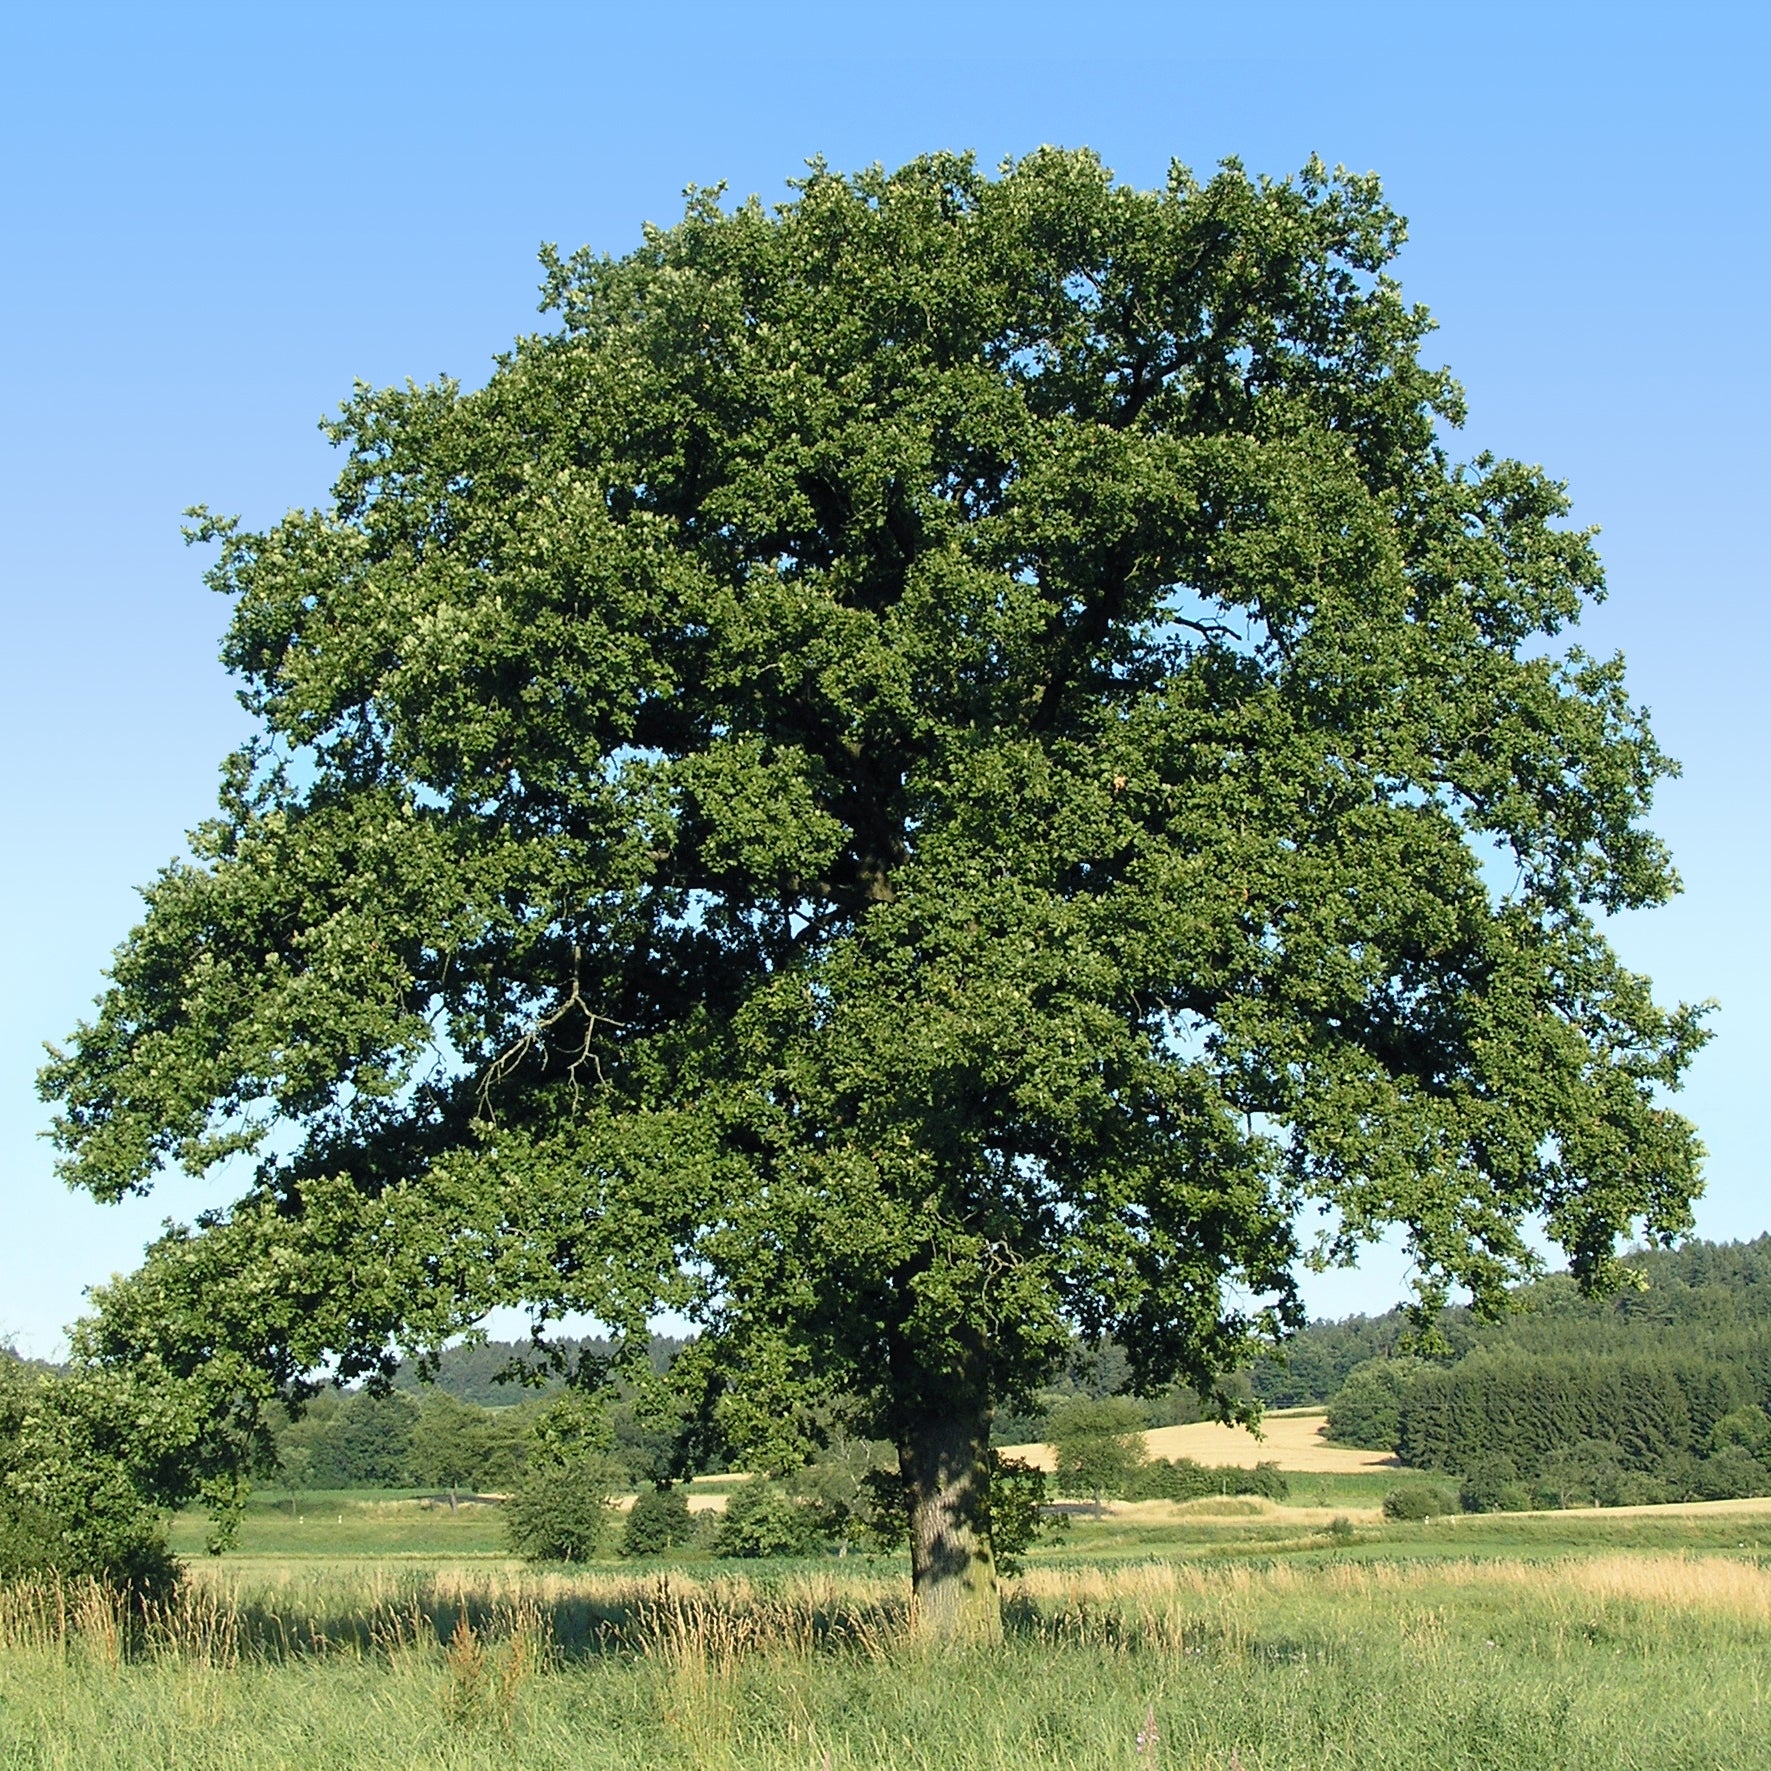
[11, 1486, 1771, 1769]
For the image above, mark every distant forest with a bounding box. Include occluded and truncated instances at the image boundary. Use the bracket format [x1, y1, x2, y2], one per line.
[253, 1237, 1771, 1506]
[1322, 1236, 1771, 1506]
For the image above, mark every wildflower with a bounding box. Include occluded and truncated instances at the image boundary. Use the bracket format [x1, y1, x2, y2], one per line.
[1136, 1703, 1160, 1758]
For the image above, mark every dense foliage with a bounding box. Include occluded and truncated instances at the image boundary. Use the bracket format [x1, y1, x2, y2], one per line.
[621, 1484, 695, 1556]
[268, 1370, 685, 1493]
[41, 147, 1706, 1626]
[1121, 1457, 1289, 1503]
[501, 1394, 621, 1561]
[387, 1334, 688, 1408]
[1046, 1394, 1149, 1505]
[1326, 1238, 1771, 1505]
[0, 1355, 177, 1598]
[708, 1479, 832, 1559]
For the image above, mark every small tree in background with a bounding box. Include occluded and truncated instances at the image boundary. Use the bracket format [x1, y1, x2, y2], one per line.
[1326, 1358, 1426, 1451]
[709, 1479, 829, 1558]
[790, 1431, 897, 1554]
[410, 1392, 512, 1511]
[621, 1484, 695, 1557]
[1708, 1406, 1771, 1467]
[1046, 1395, 1149, 1509]
[338, 1391, 421, 1486]
[274, 1441, 313, 1516]
[1534, 1439, 1625, 1509]
[503, 1392, 620, 1561]
[1456, 1455, 1529, 1514]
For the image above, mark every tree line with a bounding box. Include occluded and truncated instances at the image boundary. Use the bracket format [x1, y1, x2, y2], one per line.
[267, 1383, 684, 1497]
[1324, 1237, 1771, 1507]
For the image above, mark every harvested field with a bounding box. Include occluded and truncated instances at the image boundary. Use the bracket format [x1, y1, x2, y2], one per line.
[1437, 1492, 1771, 1523]
[1002, 1405, 1401, 1474]
[1058, 1495, 1386, 1526]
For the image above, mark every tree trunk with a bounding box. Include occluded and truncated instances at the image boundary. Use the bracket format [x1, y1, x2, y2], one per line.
[900, 1399, 1000, 1644]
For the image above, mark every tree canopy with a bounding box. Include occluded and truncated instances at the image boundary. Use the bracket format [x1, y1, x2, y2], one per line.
[40, 148, 1707, 1633]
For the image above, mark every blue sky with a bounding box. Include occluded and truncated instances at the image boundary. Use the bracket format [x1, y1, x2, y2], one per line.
[2, 1, 1765, 1358]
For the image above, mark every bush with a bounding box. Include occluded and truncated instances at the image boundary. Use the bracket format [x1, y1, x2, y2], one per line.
[621, 1484, 695, 1556]
[1120, 1456, 1288, 1503]
[1457, 1455, 1528, 1514]
[0, 1356, 179, 1601]
[1239, 1461, 1289, 1502]
[1382, 1484, 1458, 1520]
[1122, 1456, 1212, 1502]
[503, 1457, 620, 1560]
[708, 1479, 829, 1558]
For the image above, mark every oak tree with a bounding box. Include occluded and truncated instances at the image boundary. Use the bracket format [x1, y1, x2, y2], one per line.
[41, 149, 1707, 1637]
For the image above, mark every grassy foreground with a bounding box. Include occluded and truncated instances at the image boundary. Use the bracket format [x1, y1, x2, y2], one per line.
[2, 1543, 1769, 1770]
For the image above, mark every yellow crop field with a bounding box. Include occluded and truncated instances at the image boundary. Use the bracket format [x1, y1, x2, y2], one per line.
[1001, 1405, 1400, 1473]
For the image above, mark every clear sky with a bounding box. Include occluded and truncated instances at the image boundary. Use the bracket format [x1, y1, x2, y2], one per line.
[2, 1, 1765, 1359]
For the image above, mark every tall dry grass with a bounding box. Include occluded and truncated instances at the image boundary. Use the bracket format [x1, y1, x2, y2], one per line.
[1, 1554, 1768, 1768]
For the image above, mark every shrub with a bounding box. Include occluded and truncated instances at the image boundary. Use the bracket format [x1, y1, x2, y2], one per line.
[1122, 1457, 1213, 1502]
[1121, 1456, 1288, 1503]
[708, 1479, 829, 1558]
[1382, 1484, 1458, 1520]
[1239, 1461, 1289, 1502]
[621, 1484, 695, 1557]
[1457, 1455, 1528, 1514]
[503, 1458, 620, 1560]
[0, 1356, 179, 1601]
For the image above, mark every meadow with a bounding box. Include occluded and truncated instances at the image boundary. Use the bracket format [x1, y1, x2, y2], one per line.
[6, 1491, 1771, 1770]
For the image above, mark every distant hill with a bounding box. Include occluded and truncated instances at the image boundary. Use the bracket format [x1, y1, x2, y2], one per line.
[389, 1334, 689, 1406]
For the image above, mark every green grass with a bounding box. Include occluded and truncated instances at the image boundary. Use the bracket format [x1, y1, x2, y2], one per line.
[1263, 1470, 1419, 1509]
[3, 1548, 1770, 1769]
[15, 1497, 1770, 1768]
[1052, 1502, 1771, 1569]
[166, 1490, 515, 1559]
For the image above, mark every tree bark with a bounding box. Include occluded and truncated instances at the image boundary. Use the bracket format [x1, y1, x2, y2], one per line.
[900, 1398, 1001, 1644]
